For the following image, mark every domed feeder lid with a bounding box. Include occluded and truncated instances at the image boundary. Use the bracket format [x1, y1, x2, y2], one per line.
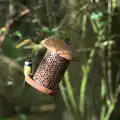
[41, 38, 73, 60]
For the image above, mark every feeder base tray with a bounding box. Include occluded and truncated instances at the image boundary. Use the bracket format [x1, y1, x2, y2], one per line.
[25, 75, 53, 95]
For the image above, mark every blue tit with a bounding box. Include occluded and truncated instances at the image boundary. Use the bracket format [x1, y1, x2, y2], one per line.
[24, 60, 32, 76]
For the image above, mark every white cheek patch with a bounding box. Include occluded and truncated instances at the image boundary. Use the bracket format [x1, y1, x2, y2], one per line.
[24, 61, 32, 66]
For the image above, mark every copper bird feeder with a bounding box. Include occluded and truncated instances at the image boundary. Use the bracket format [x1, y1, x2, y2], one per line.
[25, 38, 73, 95]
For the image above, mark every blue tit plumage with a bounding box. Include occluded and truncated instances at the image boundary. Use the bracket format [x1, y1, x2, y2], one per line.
[24, 60, 32, 76]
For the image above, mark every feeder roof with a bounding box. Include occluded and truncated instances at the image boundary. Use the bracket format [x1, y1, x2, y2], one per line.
[41, 38, 73, 60]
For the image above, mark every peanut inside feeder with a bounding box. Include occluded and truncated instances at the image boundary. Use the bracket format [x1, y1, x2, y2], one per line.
[26, 38, 73, 95]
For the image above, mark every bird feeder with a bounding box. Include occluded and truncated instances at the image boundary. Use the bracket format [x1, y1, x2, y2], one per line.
[25, 38, 73, 95]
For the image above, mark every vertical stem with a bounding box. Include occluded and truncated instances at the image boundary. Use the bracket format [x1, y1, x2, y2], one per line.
[107, 0, 114, 101]
[81, 14, 88, 62]
[45, 0, 52, 28]
[64, 71, 77, 112]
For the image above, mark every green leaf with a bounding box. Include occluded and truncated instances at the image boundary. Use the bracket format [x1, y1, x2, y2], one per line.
[13, 31, 23, 39]
[52, 27, 58, 32]
[0, 27, 6, 33]
[41, 26, 49, 32]
[90, 12, 103, 20]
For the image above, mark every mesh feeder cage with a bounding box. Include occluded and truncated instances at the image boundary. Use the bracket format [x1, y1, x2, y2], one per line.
[25, 38, 73, 95]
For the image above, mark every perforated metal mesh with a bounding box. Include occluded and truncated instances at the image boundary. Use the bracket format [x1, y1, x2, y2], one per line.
[33, 50, 70, 90]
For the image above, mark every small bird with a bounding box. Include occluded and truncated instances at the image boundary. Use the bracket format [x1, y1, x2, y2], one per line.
[24, 60, 32, 76]
[22, 60, 33, 88]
